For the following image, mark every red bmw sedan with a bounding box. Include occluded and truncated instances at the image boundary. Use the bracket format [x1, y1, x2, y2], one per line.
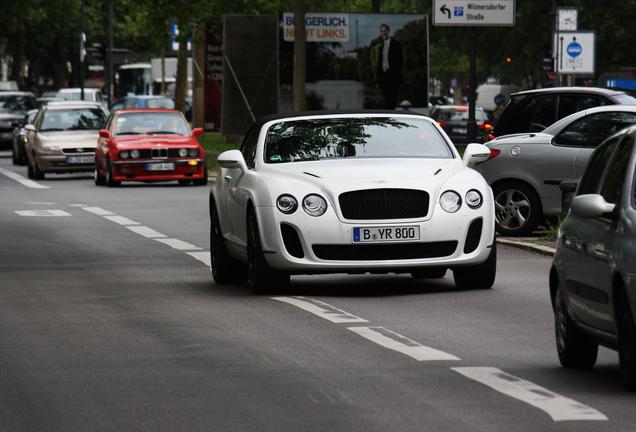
[94, 109, 207, 186]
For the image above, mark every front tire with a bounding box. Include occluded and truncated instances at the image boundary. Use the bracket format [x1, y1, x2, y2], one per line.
[105, 159, 120, 187]
[553, 282, 598, 369]
[616, 286, 636, 390]
[246, 208, 289, 294]
[30, 158, 44, 180]
[94, 163, 106, 186]
[210, 201, 246, 285]
[493, 181, 542, 236]
[453, 241, 496, 290]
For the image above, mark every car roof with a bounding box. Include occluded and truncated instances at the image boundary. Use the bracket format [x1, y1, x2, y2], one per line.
[44, 101, 104, 110]
[253, 109, 430, 129]
[434, 105, 485, 110]
[115, 108, 180, 114]
[121, 95, 171, 100]
[0, 91, 36, 97]
[510, 86, 626, 97]
[542, 104, 636, 135]
[57, 88, 100, 93]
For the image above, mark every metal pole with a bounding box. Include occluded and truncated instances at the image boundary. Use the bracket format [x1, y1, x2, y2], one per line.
[80, 0, 85, 100]
[552, 0, 559, 86]
[467, 27, 477, 142]
[107, 0, 113, 108]
[425, 14, 430, 107]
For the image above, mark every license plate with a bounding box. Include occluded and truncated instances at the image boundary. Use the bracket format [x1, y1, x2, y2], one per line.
[145, 163, 175, 171]
[353, 226, 420, 243]
[453, 128, 467, 134]
[65, 155, 94, 164]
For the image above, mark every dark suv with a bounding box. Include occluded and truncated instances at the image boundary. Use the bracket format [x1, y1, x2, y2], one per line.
[493, 87, 636, 137]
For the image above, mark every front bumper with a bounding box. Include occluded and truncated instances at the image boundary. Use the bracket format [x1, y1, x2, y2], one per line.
[111, 158, 206, 182]
[37, 153, 95, 172]
[255, 201, 495, 274]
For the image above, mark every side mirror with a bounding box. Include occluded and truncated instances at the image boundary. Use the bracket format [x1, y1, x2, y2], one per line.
[570, 194, 616, 218]
[99, 129, 111, 139]
[192, 127, 204, 138]
[462, 143, 491, 166]
[24, 124, 35, 132]
[217, 150, 247, 171]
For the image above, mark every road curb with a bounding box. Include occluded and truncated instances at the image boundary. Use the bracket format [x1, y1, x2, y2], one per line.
[496, 237, 556, 257]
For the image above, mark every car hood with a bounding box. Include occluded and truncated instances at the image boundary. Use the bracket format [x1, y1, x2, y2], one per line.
[112, 134, 196, 148]
[38, 130, 99, 148]
[487, 132, 553, 147]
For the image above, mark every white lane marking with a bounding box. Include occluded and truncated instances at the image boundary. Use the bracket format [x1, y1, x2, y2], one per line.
[154, 238, 202, 251]
[186, 251, 211, 267]
[452, 367, 608, 422]
[69, 203, 88, 207]
[349, 326, 460, 361]
[25, 201, 55, 205]
[103, 215, 140, 226]
[0, 167, 50, 189]
[272, 297, 368, 323]
[126, 225, 167, 238]
[82, 206, 115, 216]
[15, 209, 71, 217]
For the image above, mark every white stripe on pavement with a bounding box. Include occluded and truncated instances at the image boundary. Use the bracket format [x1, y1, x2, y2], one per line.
[82, 206, 115, 216]
[25, 201, 55, 205]
[272, 297, 368, 323]
[15, 209, 71, 217]
[349, 326, 460, 361]
[452, 367, 608, 422]
[0, 167, 49, 189]
[154, 238, 201, 251]
[126, 225, 167, 238]
[103, 215, 140, 226]
[186, 251, 211, 267]
[69, 203, 88, 207]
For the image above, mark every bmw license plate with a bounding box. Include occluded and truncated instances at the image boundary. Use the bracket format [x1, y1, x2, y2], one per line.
[145, 163, 175, 171]
[65, 155, 94, 164]
[453, 127, 467, 134]
[353, 226, 420, 243]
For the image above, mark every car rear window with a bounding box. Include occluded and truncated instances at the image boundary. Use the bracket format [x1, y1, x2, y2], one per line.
[265, 117, 453, 163]
[434, 108, 487, 122]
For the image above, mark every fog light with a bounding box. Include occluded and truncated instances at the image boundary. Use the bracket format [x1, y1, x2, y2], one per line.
[187, 160, 198, 166]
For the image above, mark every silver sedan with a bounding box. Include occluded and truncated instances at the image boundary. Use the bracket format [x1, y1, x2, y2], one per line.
[477, 105, 636, 236]
[550, 125, 636, 390]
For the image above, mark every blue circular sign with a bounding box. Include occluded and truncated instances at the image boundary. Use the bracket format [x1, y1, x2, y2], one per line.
[567, 41, 582, 58]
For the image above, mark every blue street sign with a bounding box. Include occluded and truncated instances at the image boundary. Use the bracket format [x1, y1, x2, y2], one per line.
[566, 41, 582, 58]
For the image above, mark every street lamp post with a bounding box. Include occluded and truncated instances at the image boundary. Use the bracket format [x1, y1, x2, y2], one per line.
[80, 0, 85, 101]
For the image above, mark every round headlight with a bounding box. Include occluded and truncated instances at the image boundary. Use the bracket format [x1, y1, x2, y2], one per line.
[302, 194, 327, 217]
[179, 148, 188, 157]
[276, 194, 298, 214]
[120, 151, 129, 159]
[188, 148, 198, 157]
[130, 149, 140, 159]
[465, 190, 483, 209]
[440, 191, 462, 213]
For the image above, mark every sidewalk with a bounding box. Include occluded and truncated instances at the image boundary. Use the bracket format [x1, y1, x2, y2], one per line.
[496, 235, 556, 257]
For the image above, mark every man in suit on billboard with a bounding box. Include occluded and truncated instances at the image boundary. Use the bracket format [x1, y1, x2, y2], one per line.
[377, 24, 403, 110]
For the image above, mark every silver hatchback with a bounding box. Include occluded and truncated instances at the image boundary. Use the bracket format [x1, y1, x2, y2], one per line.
[477, 105, 636, 236]
[550, 126, 636, 389]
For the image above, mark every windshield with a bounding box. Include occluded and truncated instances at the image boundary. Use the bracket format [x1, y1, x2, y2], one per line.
[265, 117, 452, 164]
[0, 95, 36, 114]
[59, 91, 98, 102]
[113, 112, 190, 136]
[40, 108, 106, 132]
[145, 98, 175, 109]
[434, 108, 488, 122]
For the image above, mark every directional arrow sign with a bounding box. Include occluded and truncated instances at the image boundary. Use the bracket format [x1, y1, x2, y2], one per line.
[433, 0, 515, 26]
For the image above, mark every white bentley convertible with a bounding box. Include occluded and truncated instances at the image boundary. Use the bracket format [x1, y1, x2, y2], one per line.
[210, 112, 496, 292]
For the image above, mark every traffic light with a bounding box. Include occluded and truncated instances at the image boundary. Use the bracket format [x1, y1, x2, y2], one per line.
[505, 56, 512, 63]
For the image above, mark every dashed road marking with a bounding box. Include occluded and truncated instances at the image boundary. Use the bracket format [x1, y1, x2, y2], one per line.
[349, 326, 460, 361]
[0, 167, 49, 189]
[155, 238, 202, 251]
[186, 251, 211, 267]
[103, 215, 140, 226]
[25, 201, 56, 205]
[126, 225, 167, 238]
[15, 209, 71, 217]
[272, 296, 368, 323]
[82, 206, 115, 216]
[69, 203, 88, 207]
[452, 367, 608, 422]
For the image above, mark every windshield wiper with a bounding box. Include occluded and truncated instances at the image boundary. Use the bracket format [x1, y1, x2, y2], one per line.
[147, 131, 180, 135]
[116, 131, 142, 135]
[40, 128, 65, 132]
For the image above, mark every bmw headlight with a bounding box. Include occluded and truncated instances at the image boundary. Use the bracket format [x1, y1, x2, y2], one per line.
[188, 148, 198, 157]
[120, 151, 129, 159]
[302, 194, 327, 217]
[179, 148, 188, 157]
[276, 194, 298, 214]
[465, 190, 483, 209]
[440, 191, 462, 213]
[130, 149, 140, 159]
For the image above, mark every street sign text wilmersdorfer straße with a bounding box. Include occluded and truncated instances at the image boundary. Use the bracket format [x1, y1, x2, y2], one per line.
[433, 1, 515, 26]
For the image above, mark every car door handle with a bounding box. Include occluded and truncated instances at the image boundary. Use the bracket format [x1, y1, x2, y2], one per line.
[224, 175, 232, 182]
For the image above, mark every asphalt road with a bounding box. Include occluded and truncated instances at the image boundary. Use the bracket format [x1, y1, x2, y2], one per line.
[1, 153, 635, 432]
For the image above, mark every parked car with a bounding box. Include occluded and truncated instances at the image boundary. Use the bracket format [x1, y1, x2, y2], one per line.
[210, 111, 496, 293]
[492, 87, 636, 138]
[24, 101, 108, 179]
[429, 105, 492, 144]
[94, 109, 206, 187]
[0, 91, 37, 148]
[477, 105, 636, 236]
[550, 125, 636, 390]
[57, 88, 105, 104]
[111, 95, 175, 111]
[11, 108, 38, 165]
